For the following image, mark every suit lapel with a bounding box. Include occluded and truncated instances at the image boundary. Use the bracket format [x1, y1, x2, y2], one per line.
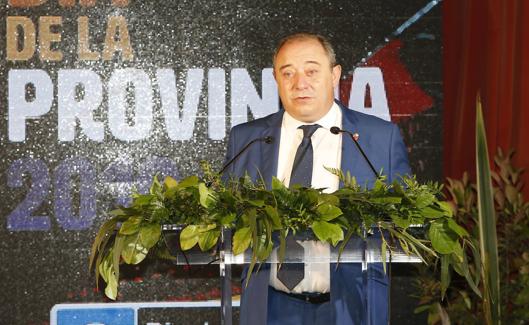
[339, 103, 361, 186]
[259, 110, 283, 188]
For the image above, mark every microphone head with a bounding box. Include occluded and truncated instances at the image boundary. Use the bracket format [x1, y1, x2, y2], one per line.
[330, 126, 341, 135]
[264, 136, 274, 144]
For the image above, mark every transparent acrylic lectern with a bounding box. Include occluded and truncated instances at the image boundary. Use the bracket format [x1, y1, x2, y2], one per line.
[162, 225, 421, 325]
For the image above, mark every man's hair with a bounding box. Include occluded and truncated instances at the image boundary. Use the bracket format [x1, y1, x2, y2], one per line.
[273, 32, 337, 68]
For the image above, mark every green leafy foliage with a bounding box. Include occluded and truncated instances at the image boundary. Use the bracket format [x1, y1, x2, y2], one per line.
[429, 221, 459, 254]
[91, 162, 473, 300]
[233, 227, 252, 255]
[415, 149, 529, 324]
[312, 220, 343, 245]
[476, 100, 501, 324]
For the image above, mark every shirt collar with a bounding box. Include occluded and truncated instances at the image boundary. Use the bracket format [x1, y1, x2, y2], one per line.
[283, 102, 342, 131]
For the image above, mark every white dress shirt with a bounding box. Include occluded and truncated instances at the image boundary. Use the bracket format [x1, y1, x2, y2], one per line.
[269, 102, 342, 294]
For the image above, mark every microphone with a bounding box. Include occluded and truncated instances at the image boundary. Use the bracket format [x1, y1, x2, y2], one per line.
[219, 136, 274, 175]
[330, 126, 379, 178]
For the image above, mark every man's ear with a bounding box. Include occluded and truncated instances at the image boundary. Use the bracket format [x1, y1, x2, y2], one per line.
[332, 65, 342, 87]
[273, 69, 277, 81]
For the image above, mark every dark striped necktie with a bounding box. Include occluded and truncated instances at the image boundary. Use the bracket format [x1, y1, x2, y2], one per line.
[288, 124, 321, 187]
[278, 124, 320, 291]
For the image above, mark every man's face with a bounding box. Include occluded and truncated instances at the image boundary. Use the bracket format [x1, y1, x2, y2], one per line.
[274, 38, 342, 122]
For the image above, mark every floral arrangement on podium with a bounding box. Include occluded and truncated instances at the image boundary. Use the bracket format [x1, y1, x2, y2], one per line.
[90, 162, 480, 300]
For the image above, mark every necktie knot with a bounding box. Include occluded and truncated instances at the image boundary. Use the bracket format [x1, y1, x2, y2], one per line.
[298, 124, 320, 139]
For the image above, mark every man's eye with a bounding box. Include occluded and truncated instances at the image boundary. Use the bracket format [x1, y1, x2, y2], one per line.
[307, 69, 318, 76]
[282, 71, 293, 78]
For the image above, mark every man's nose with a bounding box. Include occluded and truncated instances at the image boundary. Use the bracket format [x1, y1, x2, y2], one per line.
[293, 73, 309, 89]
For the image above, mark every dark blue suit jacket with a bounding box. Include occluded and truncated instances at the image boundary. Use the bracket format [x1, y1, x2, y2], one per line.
[224, 101, 411, 324]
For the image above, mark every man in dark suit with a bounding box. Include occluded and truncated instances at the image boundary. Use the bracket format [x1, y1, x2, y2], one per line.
[224, 33, 410, 325]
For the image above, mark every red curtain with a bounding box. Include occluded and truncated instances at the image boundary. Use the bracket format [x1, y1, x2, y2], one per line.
[444, 0, 529, 198]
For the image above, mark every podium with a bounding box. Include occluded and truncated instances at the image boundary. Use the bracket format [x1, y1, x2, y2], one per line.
[162, 225, 422, 325]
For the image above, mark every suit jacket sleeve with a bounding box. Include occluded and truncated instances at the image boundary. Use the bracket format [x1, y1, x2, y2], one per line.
[388, 123, 411, 182]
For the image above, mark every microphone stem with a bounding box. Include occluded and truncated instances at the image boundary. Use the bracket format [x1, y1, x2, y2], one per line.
[219, 138, 261, 175]
[347, 133, 380, 179]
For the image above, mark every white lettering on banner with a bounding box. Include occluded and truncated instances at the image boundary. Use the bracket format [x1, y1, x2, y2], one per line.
[58, 69, 104, 141]
[8, 69, 53, 142]
[230, 68, 278, 127]
[348, 67, 390, 121]
[208, 68, 226, 141]
[108, 68, 153, 141]
[157, 68, 204, 141]
[7, 67, 395, 141]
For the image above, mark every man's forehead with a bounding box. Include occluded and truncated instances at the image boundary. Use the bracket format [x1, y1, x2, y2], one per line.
[278, 39, 324, 54]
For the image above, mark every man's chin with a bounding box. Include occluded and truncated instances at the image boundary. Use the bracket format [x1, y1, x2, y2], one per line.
[291, 108, 322, 122]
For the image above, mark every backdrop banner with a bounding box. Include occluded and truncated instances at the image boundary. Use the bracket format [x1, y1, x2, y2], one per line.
[0, 0, 441, 323]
